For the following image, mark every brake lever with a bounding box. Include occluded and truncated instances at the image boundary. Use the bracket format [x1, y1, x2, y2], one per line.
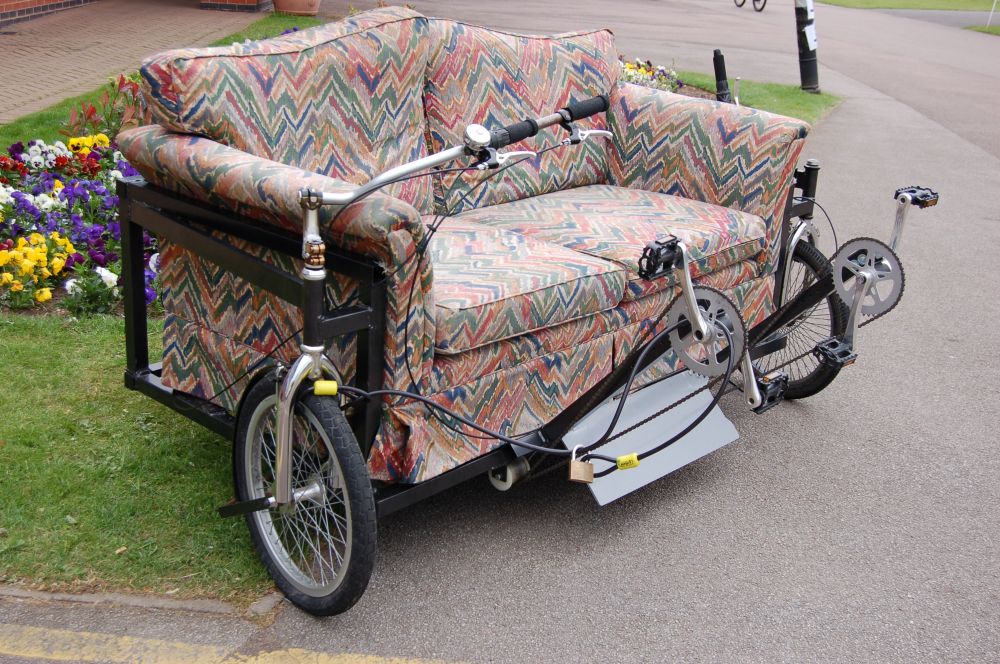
[560, 121, 613, 146]
[474, 149, 538, 170]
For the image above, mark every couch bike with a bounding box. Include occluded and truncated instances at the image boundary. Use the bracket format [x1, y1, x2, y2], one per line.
[116, 7, 936, 614]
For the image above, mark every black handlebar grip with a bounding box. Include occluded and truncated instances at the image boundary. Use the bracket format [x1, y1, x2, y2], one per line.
[560, 94, 610, 122]
[489, 118, 539, 149]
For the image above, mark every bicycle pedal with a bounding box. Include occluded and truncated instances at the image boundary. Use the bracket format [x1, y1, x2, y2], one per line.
[752, 371, 787, 414]
[813, 337, 858, 369]
[894, 185, 939, 209]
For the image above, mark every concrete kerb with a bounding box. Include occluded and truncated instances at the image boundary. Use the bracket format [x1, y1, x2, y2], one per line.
[0, 584, 285, 618]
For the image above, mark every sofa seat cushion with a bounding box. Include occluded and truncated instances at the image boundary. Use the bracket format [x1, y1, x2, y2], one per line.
[453, 184, 767, 301]
[428, 220, 626, 354]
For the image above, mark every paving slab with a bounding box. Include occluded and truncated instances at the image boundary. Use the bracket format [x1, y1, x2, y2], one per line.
[0, 0, 257, 124]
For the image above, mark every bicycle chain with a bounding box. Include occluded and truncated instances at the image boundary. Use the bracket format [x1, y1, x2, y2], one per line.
[579, 249, 904, 458]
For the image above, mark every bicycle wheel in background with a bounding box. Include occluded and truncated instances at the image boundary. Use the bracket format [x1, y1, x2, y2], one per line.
[735, 0, 747, 7]
[753, 0, 766, 10]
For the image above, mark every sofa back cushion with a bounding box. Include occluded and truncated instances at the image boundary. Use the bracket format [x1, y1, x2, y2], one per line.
[423, 19, 618, 215]
[139, 7, 435, 212]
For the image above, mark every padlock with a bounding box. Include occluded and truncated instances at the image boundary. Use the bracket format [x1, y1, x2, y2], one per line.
[568, 446, 594, 484]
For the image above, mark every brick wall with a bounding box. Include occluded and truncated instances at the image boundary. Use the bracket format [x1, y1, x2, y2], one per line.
[0, 0, 95, 28]
[200, 0, 273, 11]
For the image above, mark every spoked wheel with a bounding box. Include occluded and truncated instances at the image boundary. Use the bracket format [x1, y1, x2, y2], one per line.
[756, 240, 848, 399]
[753, 0, 766, 10]
[234, 375, 376, 616]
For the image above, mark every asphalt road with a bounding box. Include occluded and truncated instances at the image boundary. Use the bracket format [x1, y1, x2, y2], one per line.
[3, 1, 999, 662]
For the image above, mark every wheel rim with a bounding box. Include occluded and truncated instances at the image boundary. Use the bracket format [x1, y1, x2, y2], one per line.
[245, 395, 352, 597]
[757, 252, 835, 384]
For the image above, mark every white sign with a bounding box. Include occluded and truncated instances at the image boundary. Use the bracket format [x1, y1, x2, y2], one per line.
[804, 23, 818, 51]
[796, 0, 816, 20]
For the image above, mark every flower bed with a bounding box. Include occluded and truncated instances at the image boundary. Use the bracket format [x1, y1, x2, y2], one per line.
[0, 136, 155, 314]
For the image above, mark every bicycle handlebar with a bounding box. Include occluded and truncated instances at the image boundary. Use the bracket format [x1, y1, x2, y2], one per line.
[487, 94, 610, 149]
[316, 94, 610, 206]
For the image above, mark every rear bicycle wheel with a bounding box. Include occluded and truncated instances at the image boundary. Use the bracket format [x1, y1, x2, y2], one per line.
[753, 0, 766, 10]
[234, 375, 376, 615]
[734, 0, 747, 6]
[756, 240, 848, 399]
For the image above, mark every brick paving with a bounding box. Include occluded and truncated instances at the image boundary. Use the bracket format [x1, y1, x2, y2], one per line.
[0, 0, 258, 124]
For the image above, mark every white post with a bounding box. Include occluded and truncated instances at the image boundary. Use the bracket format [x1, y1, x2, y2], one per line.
[989, 0, 998, 28]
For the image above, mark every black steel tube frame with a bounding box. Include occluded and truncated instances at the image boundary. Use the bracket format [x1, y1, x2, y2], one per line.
[119, 157, 821, 518]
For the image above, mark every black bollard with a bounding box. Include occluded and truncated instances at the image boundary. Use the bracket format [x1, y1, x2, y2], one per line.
[713, 49, 732, 103]
[795, 0, 820, 93]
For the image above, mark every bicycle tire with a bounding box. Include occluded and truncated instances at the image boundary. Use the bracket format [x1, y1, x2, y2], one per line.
[756, 240, 848, 399]
[234, 375, 377, 616]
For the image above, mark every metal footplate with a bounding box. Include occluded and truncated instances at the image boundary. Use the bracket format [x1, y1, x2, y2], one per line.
[562, 372, 738, 505]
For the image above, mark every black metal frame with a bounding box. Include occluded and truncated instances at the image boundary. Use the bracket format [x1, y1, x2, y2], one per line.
[120, 177, 518, 517]
[119, 159, 822, 519]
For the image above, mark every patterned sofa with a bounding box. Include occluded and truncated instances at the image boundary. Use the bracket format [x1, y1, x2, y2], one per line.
[118, 6, 809, 484]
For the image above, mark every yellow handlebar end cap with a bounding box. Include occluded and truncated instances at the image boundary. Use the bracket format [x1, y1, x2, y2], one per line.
[313, 380, 339, 396]
[616, 453, 640, 470]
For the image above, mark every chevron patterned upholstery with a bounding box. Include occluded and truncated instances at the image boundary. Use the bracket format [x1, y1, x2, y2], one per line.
[428, 220, 626, 354]
[423, 19, 617, 214]
[607, 82, 809, 275]
[124, 8, 808, 483]
[138, 6, 434, 212]
[450, 184, 767, 301]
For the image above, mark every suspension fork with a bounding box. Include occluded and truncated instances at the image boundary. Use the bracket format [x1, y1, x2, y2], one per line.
[273, 191, 340, 506]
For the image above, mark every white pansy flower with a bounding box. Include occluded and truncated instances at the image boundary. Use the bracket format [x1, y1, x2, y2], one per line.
[148, 252, 160, 273]
[28, 155, 44, 169]
[109, 170, 123, 181]
[95, 266, 119, 290]
[34, 194, 55, 211]
[64, 278, 80, 295]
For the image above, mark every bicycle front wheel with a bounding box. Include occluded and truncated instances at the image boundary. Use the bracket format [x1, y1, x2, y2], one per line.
[753, 0, 766, 10]
[234, 375, 377, 616]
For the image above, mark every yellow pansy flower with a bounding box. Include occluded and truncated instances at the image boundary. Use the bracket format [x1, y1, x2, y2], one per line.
[0, 272, 12, 285]
[10, 281, 23, 292]
[29, 232, 45, 245]
[40, 267, 51, 279]
[0, 250, 10, 267]
[52, 179, 64, 192]
[19, 259, 35, 276]
[16, 237, 27, 249]
[68, 137, 85, 152]
[93, 133, 110, 148]
[35, 287, 52, 303]
[51, 256, 66, 275]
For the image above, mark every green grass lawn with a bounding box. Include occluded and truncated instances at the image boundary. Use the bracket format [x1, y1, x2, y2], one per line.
[0, 13, 324, 149]
[0, 314, 270, 603]
[967, 25, 1000, 33]
[678, 71, 841, 124]
[819, 0, 994, 9]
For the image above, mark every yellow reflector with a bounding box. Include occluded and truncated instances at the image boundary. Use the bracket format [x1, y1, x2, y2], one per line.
[313, 380, 338, 396]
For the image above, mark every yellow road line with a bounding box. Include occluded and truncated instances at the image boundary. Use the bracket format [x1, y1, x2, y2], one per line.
[0, 623, 450, 664]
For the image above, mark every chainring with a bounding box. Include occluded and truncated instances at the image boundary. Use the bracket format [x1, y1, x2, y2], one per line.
[832, 237, 905, 319]
[665, 285, 747, 377]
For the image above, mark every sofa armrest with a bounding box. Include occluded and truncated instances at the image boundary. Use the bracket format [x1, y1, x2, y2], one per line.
[118, 125, 425, 265]
[607, 83, 809, 273]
